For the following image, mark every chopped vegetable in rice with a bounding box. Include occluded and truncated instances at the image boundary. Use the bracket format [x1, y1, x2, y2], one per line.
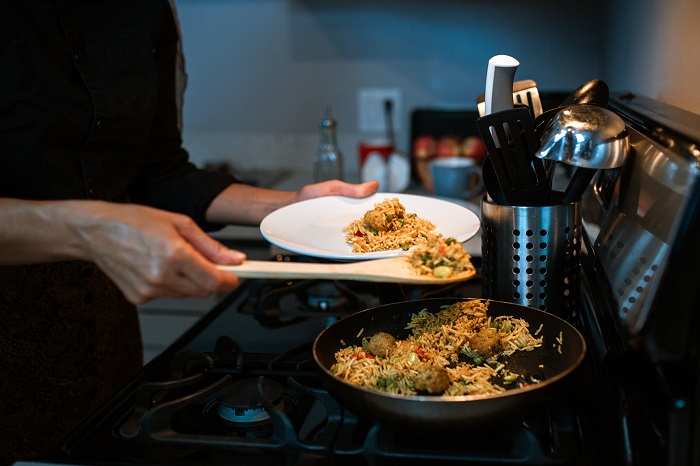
[331, 300, 544, 397]
[344, 198, 436, 253]
[344, 198, 474, 278]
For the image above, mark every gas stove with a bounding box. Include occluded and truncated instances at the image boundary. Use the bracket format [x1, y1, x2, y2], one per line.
[43, 268, 596, 466]
[28, 94, 700, 466]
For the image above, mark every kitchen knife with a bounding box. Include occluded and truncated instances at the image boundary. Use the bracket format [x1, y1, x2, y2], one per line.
[484, 55, 520, 116]
[481, 54, 519, 204]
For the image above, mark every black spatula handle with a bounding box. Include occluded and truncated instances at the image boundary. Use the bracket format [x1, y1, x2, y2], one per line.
[476, 107, 550, 206]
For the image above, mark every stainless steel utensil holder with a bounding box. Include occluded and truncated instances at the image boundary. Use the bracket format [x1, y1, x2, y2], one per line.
[481, 196, 582, 320]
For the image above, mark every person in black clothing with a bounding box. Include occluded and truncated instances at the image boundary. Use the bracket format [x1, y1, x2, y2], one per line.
[0, 1, 377, 463]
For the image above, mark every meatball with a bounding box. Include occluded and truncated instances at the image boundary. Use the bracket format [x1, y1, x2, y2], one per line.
[413, 365, 451, 394]
[468, 327, 503, 359]
[363, 209, 390, 232]
[366, 332, 396, 357]
[362, 201, 406, 232]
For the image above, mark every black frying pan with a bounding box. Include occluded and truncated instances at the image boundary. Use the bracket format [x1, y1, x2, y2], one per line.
[313, 298, 586, 430]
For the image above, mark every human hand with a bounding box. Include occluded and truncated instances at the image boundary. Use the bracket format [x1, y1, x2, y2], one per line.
[296, 180, 379, 202]
[79, 203, 244, 304]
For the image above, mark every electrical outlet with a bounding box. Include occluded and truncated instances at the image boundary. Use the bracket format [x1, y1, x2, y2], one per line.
[358, 88, 402, 134]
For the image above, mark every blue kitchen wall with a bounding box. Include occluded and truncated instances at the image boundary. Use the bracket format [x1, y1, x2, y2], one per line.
[175, 0, 605, 131]
[175, 0, 700, 178]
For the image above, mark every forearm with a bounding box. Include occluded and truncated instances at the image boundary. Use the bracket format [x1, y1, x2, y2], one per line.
[0, 198, 96, 264]
[0, 197, 244, 303]
[204, 184, 297, 226]
[204, 179, 380, 226]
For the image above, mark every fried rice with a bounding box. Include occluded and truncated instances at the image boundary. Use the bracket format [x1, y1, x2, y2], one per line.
[330, 300, 544, 397]
[344, 197, 435, 253]
[344, 197, 474, 278]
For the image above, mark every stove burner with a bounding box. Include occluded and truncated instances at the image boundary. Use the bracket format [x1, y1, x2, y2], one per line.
[215, 378, 285, 425]
[238, 278, 375, 327]
[306, 282, 349, 311]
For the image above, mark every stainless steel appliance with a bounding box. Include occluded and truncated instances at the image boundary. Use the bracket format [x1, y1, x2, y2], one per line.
[578, 92, 700, 466]
[31, 93, 700, 466]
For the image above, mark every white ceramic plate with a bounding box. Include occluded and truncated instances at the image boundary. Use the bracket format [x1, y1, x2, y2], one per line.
[260, 192, 481, 260]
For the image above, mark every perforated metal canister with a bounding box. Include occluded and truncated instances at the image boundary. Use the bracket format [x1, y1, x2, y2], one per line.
[481, 196, 582, 320]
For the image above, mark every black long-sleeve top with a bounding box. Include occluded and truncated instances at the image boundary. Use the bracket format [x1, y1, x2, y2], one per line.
[0, 0, 235, 227]
[0, 2, 237, 463]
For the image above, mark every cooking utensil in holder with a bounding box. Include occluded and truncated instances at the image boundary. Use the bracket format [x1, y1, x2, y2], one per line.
[476, 107, 551, 206]
[481, 195, 582, 320]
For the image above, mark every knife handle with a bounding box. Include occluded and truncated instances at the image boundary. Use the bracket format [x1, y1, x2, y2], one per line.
[484, 55, 520, 115]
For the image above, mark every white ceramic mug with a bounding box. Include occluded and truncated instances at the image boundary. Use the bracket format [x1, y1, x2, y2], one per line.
[429, 157, 483, 199]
